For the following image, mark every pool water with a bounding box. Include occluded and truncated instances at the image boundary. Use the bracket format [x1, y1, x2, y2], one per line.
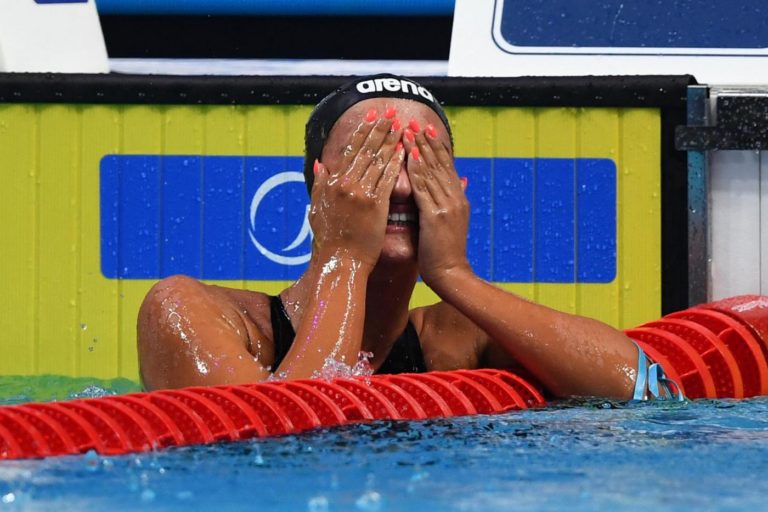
[1, 380, 767, 511]
[0, 376, 141, 406]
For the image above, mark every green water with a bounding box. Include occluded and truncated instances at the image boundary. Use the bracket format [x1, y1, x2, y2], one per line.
[0, 375, 141, 405]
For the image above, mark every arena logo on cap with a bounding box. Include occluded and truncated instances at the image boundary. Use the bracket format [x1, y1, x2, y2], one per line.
[356, 78, 434, 102]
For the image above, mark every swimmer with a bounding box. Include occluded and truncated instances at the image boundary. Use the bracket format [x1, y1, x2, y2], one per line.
[137, 74, 677, 400]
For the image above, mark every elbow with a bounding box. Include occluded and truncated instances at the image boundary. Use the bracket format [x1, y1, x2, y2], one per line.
[137, 275, 205, 390]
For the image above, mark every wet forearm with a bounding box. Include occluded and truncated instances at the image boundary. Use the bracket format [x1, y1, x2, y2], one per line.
[430, 268, 638, 399]
[276, 251, 371, 379]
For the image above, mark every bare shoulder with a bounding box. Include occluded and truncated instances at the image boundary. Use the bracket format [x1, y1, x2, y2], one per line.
[409, 301, 488, 371]
[210, 282, 276, 336]
[137, 275, 276, 389]
[140, 275, 274, 340]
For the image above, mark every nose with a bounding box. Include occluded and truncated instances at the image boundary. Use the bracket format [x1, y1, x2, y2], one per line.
[390, 164, 412, 201]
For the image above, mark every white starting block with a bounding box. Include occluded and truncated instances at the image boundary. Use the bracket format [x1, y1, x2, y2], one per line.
[0, 0, 109, 73]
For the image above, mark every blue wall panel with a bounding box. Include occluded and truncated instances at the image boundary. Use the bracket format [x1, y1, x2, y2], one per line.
[463, 157, 492, 281]
[203, 157, 245, 279]
[116, 155, 161, 278]
[577, 158, 617, 283]
[161, 156, 202, 277]
[535, 158, 575, 282]
[493, 158, 534, 282]
[101, 155, 616, 283]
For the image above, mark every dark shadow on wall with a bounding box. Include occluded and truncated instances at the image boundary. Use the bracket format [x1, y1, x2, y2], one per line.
[99, 15, 454, 60]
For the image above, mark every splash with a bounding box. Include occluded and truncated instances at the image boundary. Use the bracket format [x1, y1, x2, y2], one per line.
[267, 370, 289, 382]
[68, 385, 117, 400]
[314, 351, 374, 380]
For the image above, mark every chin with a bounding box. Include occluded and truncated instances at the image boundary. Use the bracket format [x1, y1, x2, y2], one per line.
[379, 235, 417, 264]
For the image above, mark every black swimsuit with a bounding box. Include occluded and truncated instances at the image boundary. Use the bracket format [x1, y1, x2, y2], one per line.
[268, 295, 427, 374]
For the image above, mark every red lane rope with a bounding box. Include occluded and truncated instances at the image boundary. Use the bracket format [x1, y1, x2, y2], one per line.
[643, 319, 744, 398]
[630, 295, 768, 399]
[2, 295, 767, 460]
[0, 370, 546, 460]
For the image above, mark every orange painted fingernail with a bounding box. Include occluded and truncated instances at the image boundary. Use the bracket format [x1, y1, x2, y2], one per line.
[460, 176, 468, 188]
[313, 159, 319, 174]
[411, 147, 420, 161]
[365, 108, 378, 123]
[396, 142, 403, 152]
[384, 107, 397, 119]
[404, 129, 415, 143]
[426, 124, 438, 139]
[391, 118, 401, 132]
[408, 119, 421, 132]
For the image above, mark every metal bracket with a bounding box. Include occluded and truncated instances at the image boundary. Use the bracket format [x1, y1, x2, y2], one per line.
[676, 93, 768, 151]
[684, 85, 710, 306]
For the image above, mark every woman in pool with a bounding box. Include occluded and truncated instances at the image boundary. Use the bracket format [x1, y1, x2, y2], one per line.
[137, 74, 676, 400]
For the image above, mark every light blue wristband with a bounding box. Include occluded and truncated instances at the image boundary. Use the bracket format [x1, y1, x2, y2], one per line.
[631, 341, 685, 401]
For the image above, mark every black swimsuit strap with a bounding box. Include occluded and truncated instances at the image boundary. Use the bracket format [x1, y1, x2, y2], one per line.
[376, 321, 428, 374]
[269, 294, 296, 372]
[268, 295, 427, 374]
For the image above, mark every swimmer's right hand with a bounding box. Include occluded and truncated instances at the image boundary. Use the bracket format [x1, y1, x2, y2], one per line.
[309, 108, 405, 268]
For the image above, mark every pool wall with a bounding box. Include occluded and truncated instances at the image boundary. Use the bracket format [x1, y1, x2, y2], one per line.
[0, 74, 692, 381]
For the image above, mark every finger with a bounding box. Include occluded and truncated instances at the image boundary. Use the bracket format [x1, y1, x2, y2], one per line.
[419, 146, 452, 207]
[424, 123, 455, 170]
[403, 128, 438, 197]
[407, 146, 441, 209]
[334, 108, 379, 178]
[402, 127, 417, 156]
[362, 117, 403, 188]
[406, 132, 449, 208]
[310, 160, 329, 203]
[374, 141, 404, 197]
[347, 115, 395, 183]
[410, 123, 440, 169]
[415, 129, 459, 199]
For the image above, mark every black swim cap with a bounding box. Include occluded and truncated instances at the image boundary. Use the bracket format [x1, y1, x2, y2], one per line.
[303, 74, 451, 194]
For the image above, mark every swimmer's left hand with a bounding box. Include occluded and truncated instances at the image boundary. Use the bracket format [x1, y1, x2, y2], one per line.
[403, 122, 472, 289]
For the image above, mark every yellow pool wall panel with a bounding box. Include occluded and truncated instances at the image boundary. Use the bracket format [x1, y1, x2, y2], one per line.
[0, 103, 660, 380]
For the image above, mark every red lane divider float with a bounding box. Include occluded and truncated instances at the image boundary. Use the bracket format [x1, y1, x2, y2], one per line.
[626, 295, 768, 399]
[3, 295, 768, 460]
[625, 326, 715, 398]
[666, 309, 768, 397]
[0, 369, 546, 460]
[700, 295, 768, 361]
[643, 319, 744, 398]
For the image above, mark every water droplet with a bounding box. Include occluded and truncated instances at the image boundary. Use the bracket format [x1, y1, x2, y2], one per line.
[140, 489, 156, 503]
[308, 495, 330, 512]
[84, 449, 99, 471]
[253, 445, 265, 465]
[355, 491, 382, 511]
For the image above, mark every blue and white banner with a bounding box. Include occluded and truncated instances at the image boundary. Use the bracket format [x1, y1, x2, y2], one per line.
[493, 0, 768, 55]
[449, 0, 768, 82]
[100, 155, 616, 283]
